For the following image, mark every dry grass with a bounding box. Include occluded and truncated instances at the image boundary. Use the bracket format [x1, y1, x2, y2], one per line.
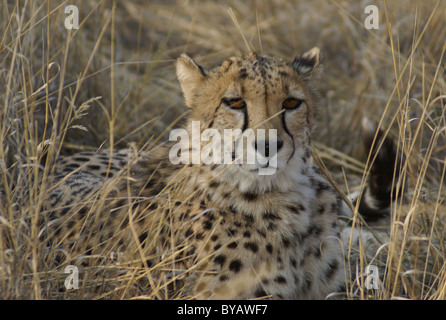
[1, 0, 445, 299]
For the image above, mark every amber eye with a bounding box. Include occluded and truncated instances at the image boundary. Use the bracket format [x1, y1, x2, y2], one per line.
[224, 98, 246, 109]
[283, 98, 304, 110]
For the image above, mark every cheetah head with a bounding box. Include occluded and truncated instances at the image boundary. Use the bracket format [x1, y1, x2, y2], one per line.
[175, 49, 322, 193]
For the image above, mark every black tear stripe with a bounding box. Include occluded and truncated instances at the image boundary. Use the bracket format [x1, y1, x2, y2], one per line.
[242, 105, 248, 132]
[281, 112, 295, 163]
[209, 104, 221, 129]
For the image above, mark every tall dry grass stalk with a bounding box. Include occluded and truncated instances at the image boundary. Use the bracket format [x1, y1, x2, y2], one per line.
[1, 0, 445, 299]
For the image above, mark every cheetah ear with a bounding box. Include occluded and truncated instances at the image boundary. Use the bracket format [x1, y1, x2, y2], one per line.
[176, 54, 208, 108]
[292, 47, 321, 75]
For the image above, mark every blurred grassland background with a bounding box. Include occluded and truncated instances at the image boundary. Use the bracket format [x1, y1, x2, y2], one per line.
[1, 0, 445, 299]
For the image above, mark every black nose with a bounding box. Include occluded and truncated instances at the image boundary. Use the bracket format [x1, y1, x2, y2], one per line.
[254, 140, 283, 157]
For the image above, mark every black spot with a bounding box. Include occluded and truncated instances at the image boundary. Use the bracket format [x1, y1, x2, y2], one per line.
[262, 211, 281, 221]
[324, 260, 339, 280]
[266, 243, 273, 254]
[243, 214, 254, 224]
[73, 157, 90, 162]
[302, 277, 312, 291]
[282, 237, 290, 248]
[267, 222, 276, 231]
[331, 198, 342, 212]
[214, 243, 222, 250]
[185, 228, 194, 238]
[243, 242, 258, 253]
[241, 192, 257, 201]
[67, 229, 76, 239]
[70, 182, 84, 189]
[67, 220, 76, 229]
[278, 71, 289, 77]
[227, 241, 238, 249]
[274, 276, 287, 284]
[316, 181, 330, 195]
[257, 229, 266, 238]
[243, 230, 251, 238]
[100, 171, 113, 177]
[287, 205, 301, 215]
[87, 164, 101, 171]
[290, 257, 297, 268]
[254, 288, 268, 298]
[148, 202, 158, 211]
[50, 192, 61, 200]
[239, 68, 248, 79]
[195, 232, 204, 240]
[203, 220, 213, 230]
[317, 204, 325, 214]
[209, 180, 219, 188]
[227, 228, 237, 237]
[219, 275, 229, 282]
[307, 224, 322, 236]
[211, 234, 219, 241]
[229, 259, 242, 273]
[214, 254, 226, 266]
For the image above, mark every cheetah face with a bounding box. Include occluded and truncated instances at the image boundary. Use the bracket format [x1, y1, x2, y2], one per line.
[176, 49, 322, 192]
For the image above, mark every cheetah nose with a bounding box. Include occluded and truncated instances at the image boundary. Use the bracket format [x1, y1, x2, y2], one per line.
[253, 139, 283, 158]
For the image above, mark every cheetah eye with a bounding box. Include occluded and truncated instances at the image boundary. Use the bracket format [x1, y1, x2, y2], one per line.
[282, 98, 304, 110]
[223, 98, 246, 109]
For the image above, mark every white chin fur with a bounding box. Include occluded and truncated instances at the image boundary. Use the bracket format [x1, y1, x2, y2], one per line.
[215, 157, 308, 194]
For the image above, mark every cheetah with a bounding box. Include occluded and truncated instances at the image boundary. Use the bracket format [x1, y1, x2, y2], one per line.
[39, 48, 348, 299]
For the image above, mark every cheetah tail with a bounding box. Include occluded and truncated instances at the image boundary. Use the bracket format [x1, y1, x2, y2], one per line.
[354, 118, 404, 222]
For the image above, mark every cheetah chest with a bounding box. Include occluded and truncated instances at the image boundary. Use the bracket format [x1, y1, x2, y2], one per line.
[180, 180, 344, 299]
